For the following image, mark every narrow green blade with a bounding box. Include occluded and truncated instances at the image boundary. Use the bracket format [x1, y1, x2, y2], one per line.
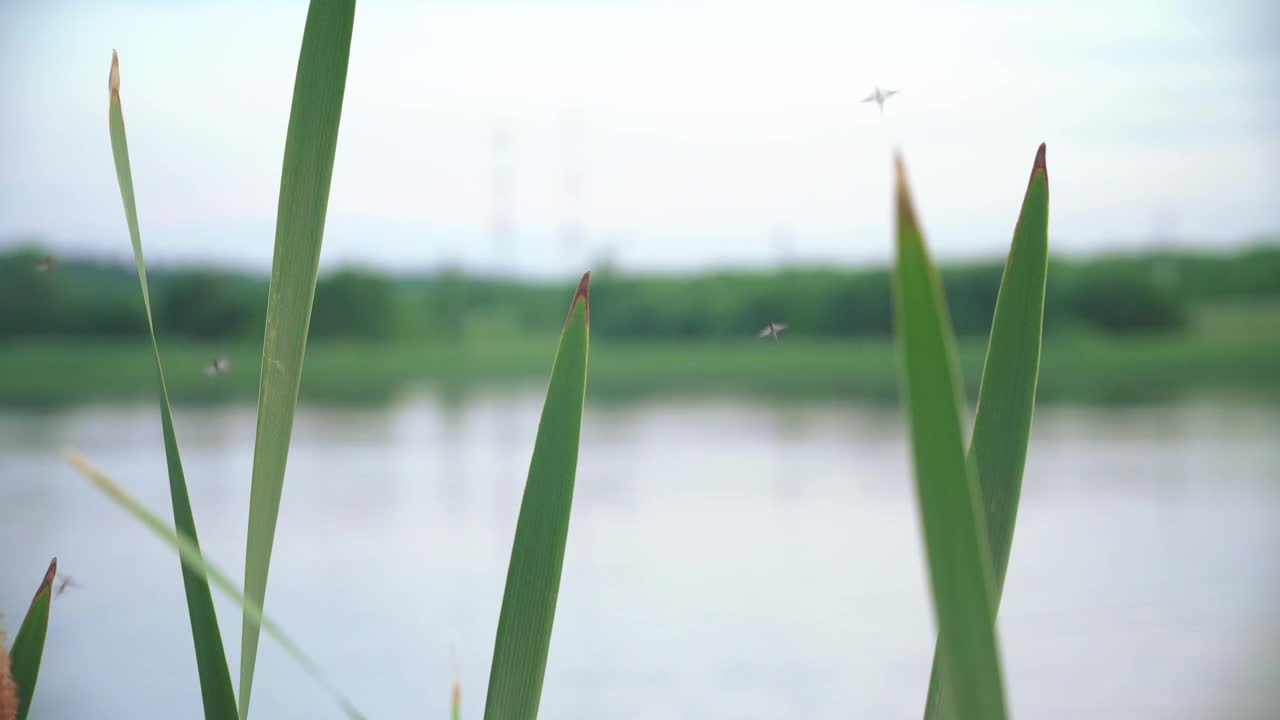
[63, 450, 364, 720]
[107, 50, 237, 720]
[923, 145, 1050, 719]
[483, 273, 591, 720]
[8, 559, 56, 720]
[240, 2, 355, 716]
[892, 154, 1008, 720]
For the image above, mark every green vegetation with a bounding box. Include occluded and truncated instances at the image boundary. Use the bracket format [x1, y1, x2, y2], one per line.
[64, 274, 594, 719]
[6, 559, 56, 720]
[58, 3, 594, 718]
[108, 49, 239, 719]
[484, 274, 590, 720]
[87, 4, 363, 718]
[5, 215, 1276, 410]
[919, 145, 1048, 719]
[64, 450, 361, 717]
[0, 298, 1275, 407]
[238, 2, 355, 713]
[3, 243, 1277, 345]
[3, 240, 1275, 407]
[894, 151, 1014, 719]
[4, 0, 1274, 717]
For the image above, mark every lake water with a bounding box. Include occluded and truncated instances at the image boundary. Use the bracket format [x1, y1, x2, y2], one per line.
[2, 393, 1278, 719]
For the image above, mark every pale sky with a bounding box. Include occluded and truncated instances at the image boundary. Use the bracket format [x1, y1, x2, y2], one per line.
[2, 0, 1277, 274]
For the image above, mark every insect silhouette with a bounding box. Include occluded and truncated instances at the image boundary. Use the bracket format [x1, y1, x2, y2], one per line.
[55, 573, 81, 599]
[203, 357, 231, 377]
[758, 321, 787, 342]
[861, 86, 900, 114]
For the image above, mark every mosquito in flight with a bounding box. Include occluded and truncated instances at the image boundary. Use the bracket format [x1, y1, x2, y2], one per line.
[861, 86, 899, 114]
[203, 357, 231, 377]
[758, 321, 787, 342]
[55, 573, 81, 599]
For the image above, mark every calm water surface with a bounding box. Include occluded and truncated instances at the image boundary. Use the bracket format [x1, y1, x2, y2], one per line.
[2, 393, 1278, 719]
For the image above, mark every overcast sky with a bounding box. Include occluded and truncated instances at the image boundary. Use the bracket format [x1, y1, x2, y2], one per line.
[2, 0, 1277, 274]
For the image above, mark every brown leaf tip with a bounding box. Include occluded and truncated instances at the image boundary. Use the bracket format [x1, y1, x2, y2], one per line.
[1029, 142, 1049, 197]
[109, 50, 120, 96]
[568, 270, 591, 326]
[37, 558, 57, 601]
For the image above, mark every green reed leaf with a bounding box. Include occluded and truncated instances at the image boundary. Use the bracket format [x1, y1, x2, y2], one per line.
[483, 273, 591, 720]
[63, 450, 363, 719]
[240, 2, 355, 717]
[922, 145, 1049, 719]
[893, 153, 1008, 720]
[8, 559, 56, 720]
[107, 49, 237, 720]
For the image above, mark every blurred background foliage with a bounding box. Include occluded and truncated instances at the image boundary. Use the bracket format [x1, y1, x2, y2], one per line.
[4, 240, 1276, 343]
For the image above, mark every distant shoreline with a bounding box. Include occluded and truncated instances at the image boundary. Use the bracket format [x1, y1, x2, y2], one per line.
[3, 310, 1275, 408]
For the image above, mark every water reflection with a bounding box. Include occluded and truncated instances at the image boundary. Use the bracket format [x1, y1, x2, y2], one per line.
[1, 393, 1277, 719]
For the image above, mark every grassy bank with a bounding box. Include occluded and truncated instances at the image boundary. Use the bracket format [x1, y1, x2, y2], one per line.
[2, 301, 1276, 407]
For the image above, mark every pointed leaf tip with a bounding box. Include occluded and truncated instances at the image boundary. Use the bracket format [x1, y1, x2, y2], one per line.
[892, 150, 907, 189]
[10, 557, 57, 720]
[1029, 143, 1049, 197]
[568, 271, 591, 326]
[892, 150, 919, 230]
[37, 558, 57, 599]
[109, 50, 120, 96]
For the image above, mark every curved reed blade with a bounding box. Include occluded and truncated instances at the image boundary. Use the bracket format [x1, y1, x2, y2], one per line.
[240, 2, 356, 717]
[892, 154, 1007, 720]
[107, 49, 237, 720]
[63, 450, 364, 719]
[923, 145, 1050, 719]
[8, 559, 56, 720]
[483, 273, 590, 720]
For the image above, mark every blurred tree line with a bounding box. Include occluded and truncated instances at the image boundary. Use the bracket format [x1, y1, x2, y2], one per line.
[1, 242, 1277, 342]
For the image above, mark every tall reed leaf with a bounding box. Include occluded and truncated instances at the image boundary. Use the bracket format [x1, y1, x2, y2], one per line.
[241, 2, 355, 716]
[107, 50, 237, 719]
[63, 450, 364, 719]
[923, 145, 1049, 719]
[484, 273, 591, 720]
[8, 559, 55, 720]
[892, 154, 1007, 720]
